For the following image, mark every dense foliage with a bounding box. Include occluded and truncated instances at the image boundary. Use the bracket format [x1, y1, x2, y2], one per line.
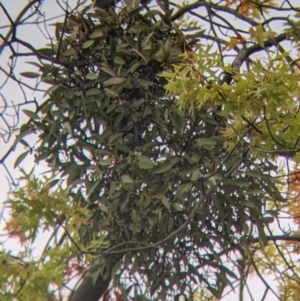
[2, 0, 300, 300]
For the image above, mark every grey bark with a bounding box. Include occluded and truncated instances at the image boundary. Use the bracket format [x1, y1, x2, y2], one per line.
[68, 274, 110, 301]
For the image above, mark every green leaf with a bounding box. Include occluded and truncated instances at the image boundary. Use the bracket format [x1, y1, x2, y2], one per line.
[100, 66, 116, 77]
[114, 56, 125, 65]
[91, 266, 103, 286]
[114, 112, 125, 127]
[20, 72, 40, 78]
[121, 175, 134, 184]
[99, 159, 112, 166]
[22, 109, 39, 120]
[160, 196, 170, 210]
[86, 72, 99, 80]
[137, 156, 154, 169]
[82, 40, 94, 49]
[153, 157, 180, 174]
[207, 286, 222, 299]
[98, 128, 112, 141]
[63, 122, 72, 135]
[196, 138, 217, 147]
[99, 203, 108, 213]
[108, 133, 123, 145]
[104, 88, 117, 97]
[255, 25, 265, 47]
[142, 196, 152, 207]
[38, 48, 54, 56]
[174, 184, 192, 202]
[46, 179, 60, 189]
[86, 88, 100, 96]
[87, 180, 101, 197]
[14, 151, 29, 168]
[103, 77, 127, 86]
[244, 201, 256, 208]
[219, 265, 238, 280]
[258, 230, 268, 250]
[138, 80, 153, 89]
[62, 48, 76, 56]
[116, 143, 130, 154]
[106, 103, 117, 113]
[127, 62, 141, 74]
[89, 29, 104, 39]
[173, 202, 183, 212]
[190, 168, 199, 181]
[262, 216, 274, 224]
[121, 196, 130, 211]
[142, 32, 154, 47]
[228, 179, 250, 188]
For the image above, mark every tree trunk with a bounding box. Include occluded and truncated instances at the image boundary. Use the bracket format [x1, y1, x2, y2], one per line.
[68, 274, 111, 301]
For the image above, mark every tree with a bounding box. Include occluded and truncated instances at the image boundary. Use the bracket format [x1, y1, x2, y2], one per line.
[1, 0, 300, 300]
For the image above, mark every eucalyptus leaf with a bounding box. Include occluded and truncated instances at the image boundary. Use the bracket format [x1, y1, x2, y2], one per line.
[137, 156, 154, 169]
[103, 77, 127, 86]
[20, 72, 40, 78]
[14, 151, 29, 168]
[22, 109, 39, 120]
[153, 157, 179, 174]
[86, 72, 99, 80]
[82, 40, 94, 49]
[173, 203, 183, 212]
[121, 175, 134, 184]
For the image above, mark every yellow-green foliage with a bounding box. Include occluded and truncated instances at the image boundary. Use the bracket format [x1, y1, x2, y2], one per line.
[0, 170, 108, 300]
[161, 47, 300, 162]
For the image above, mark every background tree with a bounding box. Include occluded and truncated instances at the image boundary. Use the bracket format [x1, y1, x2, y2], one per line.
[1, 0, 300, 301]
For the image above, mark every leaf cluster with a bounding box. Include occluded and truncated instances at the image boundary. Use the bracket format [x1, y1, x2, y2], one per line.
[3, 2, 290, 300]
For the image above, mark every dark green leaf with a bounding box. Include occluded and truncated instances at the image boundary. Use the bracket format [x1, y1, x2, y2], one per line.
[108, 133, 123, 145]
[20, 72, 40, 78]
[38, 48, 54, 56]
[86, 88, 100, 96]
[160, 196, 170, 210]
[82, 40, 94, 49]
[197, 138, 217, 147]
[14, 151, 29, 168]
[22, 109, 39, 120]
[103, 77, 127, 86]
[62, 48, 76, 56]
[173, 202, 183, 212]
[114, 56, 125, 65]
[153, 157, 179, 174]
[86, 72, 98, 80]
[138, 156, 154, 169]
[100, 66, 116, 77]
[89, 29, 104, 39]
[121, 175, 134, 184]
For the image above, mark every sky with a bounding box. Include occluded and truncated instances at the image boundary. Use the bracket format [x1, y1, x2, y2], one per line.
[0, 0, 299, 300]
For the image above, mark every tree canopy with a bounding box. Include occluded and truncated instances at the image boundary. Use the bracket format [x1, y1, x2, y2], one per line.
[1, 0, 300, 300]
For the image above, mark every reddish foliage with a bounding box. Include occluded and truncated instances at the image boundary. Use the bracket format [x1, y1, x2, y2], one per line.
[103, 291, 110, 301]
[5, 221, 26, 244]
[225, 0, 250, 16]
[114, 291, 123, 301]
[236, 33, 246, 44]
[288, 169, 300, 198]
[102, 290, 124, 301]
